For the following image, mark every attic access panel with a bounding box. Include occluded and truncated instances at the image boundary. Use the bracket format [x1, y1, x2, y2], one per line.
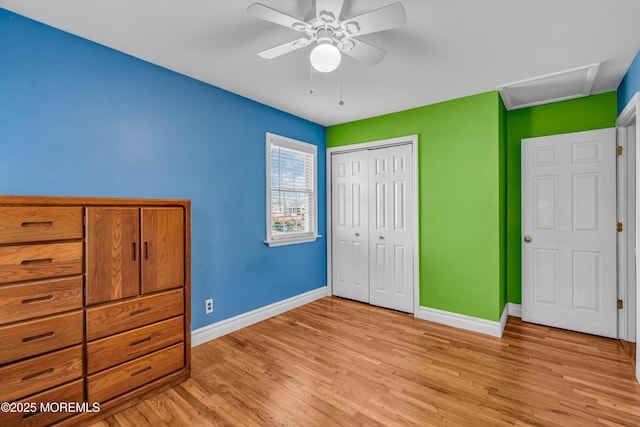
[498, 63, 600, 110]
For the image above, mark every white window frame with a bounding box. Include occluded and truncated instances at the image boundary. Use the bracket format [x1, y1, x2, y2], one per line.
[265, 132, 319, 247]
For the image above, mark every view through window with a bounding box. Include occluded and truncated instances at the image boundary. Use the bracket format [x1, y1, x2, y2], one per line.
[266, 134, 317, 246]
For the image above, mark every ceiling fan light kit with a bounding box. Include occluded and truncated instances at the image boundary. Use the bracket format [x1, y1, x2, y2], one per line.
[248, 1, 406, 74]
[310, 43, 341, 73]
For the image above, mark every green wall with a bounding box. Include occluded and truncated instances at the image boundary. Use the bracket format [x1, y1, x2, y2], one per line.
[327, 91, 506, 322]
[499, 97, 507, 315]
[505, 92, 618, 304]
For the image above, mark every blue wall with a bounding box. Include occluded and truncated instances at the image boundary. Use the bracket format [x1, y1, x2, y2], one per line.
[618, 48, 640, 112]
[0, 9, 327, 330]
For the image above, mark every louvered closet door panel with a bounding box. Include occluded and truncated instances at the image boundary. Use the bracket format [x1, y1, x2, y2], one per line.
[331, 151, 369, 303]
[86, 208, 140, 305]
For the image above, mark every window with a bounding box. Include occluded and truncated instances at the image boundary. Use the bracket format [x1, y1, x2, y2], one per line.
[266, 133, 318, 247]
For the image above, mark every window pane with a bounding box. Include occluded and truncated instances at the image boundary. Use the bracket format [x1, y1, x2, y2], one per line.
[270, 147, 313, 192]
[271, 190, 312, 234]
[268, 135, 316, 243]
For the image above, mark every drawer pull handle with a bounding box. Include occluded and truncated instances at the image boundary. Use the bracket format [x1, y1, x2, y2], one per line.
[21, 295, 54, 304]
[22, 368, 54, 381]
[21, 258, 53, 265]
[130, 337, 152, 347]
[130, 307, 151, 316]
[21, 221, 54, 228]
[23, 332, 55, 343]
[131, 366, 151, 377]
[23, 410, 42, 420]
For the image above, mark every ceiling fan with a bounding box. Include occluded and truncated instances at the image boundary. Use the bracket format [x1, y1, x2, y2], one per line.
[247, 0, 406, 73]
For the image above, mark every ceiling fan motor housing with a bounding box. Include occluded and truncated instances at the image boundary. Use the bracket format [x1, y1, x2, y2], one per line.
[316, 28, 334, 45]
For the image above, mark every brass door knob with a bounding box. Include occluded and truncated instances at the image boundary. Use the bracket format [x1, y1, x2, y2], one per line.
[524, 236, 532, 243]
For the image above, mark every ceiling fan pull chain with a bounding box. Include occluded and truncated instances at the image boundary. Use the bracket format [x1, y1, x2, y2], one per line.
[339, 62, 344, 106]
[309, 62, 314, 94]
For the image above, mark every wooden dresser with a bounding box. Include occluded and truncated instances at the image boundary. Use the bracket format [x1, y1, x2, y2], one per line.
[0, 196, 191, 426]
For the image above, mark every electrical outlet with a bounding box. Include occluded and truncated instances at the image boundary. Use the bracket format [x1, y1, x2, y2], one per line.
[205, 298, 213, 314]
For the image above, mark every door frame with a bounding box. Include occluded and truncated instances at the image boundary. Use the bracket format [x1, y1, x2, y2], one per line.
[616, 91, 640, 382]
[617, 94, 638, 342]
[326, 135, 420, 314]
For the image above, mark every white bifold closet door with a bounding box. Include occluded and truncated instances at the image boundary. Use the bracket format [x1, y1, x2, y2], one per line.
[331, 144, 414, 313]
[331, 150, 370, 303]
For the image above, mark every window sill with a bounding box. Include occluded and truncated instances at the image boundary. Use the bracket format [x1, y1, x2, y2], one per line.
[265, 235, 321, 247]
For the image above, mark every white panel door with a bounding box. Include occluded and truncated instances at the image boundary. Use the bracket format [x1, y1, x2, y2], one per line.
[331, 151, 369, 303]
[368, 144, 414, 313]
[522, 128, 617, 338]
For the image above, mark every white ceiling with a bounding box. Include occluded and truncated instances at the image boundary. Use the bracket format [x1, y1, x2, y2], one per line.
[1, 0, 639, 126]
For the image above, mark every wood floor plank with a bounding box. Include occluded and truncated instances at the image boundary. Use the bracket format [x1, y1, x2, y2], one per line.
[91, 297, 640, 426]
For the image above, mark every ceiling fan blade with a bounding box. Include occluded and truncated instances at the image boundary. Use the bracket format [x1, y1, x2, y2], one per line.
[341, 38, 387, 66]
[258, 38, 312, 59]
[247, 3, 312, 32]
[344, 2, 406, 36]
[315, 0, 344, 23]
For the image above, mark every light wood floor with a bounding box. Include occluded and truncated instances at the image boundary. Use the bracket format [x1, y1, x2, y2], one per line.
[91, 297, 640, 426]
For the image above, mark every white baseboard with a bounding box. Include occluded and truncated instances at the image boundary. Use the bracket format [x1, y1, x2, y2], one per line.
[499, 304, 509, 336]
[191, 287, 328, 347]
[416, 306, 506, 338]
[507, 303, 522, 318]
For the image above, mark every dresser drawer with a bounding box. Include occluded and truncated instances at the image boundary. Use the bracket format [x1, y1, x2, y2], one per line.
[88, 343, 184, 403]
[0, 242, 83, 284]
[0, 311, 83, 365]
[86, 289, 183, 341]
[0, 379, 84, 427]
[87, 316, 183, 374]
[0, 276, 83, 325]
[0, 207, 83, 245]
[0, 345, 83, 402]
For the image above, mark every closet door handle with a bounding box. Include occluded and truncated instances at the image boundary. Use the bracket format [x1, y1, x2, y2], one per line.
[132, 242, 137, 261]
[144, 242, 149, 260]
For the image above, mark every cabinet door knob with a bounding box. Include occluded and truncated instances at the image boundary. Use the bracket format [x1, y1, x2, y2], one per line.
[355, 233, 359, 236]
[524, 236, 532, 243]
[379, 236, 385, 240]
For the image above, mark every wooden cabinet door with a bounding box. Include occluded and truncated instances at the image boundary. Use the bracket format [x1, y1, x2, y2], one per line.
[141, 208, 184, 294]
[86, 208, 140, 305]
